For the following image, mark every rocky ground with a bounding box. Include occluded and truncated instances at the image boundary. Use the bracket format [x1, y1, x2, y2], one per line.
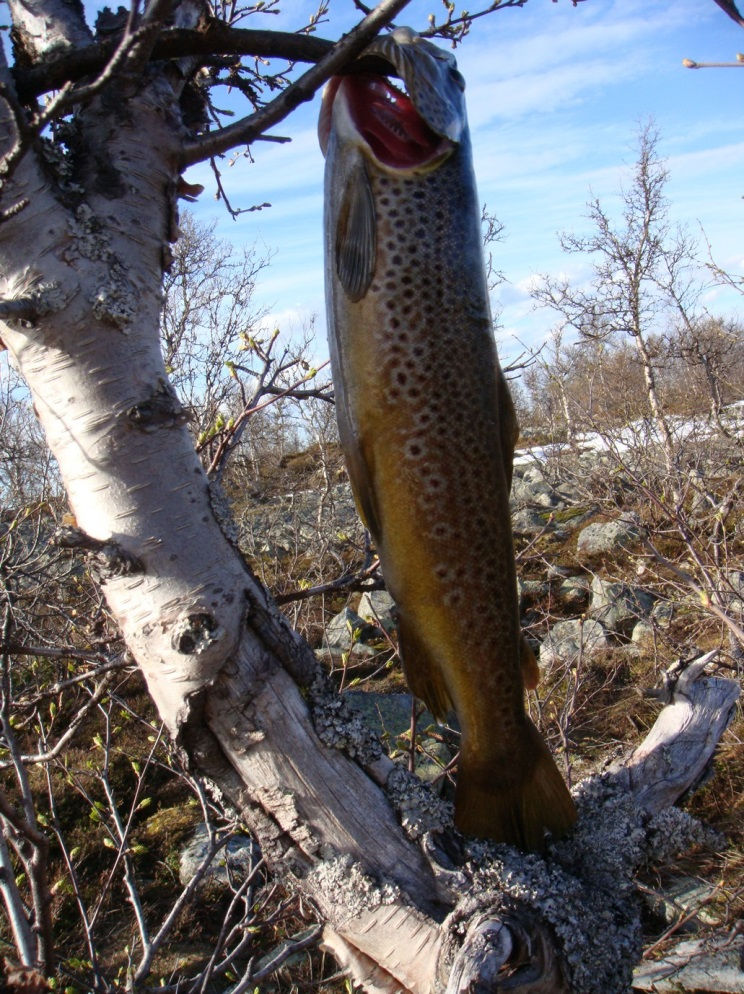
[227, 433, 744, 993]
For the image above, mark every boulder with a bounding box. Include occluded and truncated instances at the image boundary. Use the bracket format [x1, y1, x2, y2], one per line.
[179, 824, 261, 890]
[322, 606, 382, 658]
[556, 575, 591, 611]
[344, 691, 447, 783]
[577, 516, 643, 555]
[357, 589, 397, 632]
[520, 578, 549, 602]
[539, 618, 609, 666]
[589, 577, 656, 638]
[512, 507, 553, 536]
[521, 464, 547, 486]
[511, 475, 561, 509]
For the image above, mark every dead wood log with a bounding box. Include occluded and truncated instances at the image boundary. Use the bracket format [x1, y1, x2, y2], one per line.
[376, 651, 738, 994]
[180, 645, 738, 994]
[607, 649, 739, 814]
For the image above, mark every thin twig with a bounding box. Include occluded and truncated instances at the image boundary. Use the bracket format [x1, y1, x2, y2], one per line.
[274, 557, 382, 605]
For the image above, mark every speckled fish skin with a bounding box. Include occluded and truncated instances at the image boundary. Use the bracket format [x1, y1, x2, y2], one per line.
[320, 29, 576, 850]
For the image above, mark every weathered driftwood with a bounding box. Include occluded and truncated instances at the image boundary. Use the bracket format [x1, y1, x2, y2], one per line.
[607, 649, 739, 814]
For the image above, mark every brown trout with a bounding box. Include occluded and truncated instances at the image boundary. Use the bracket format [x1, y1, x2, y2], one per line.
[319, 28, 576, 850]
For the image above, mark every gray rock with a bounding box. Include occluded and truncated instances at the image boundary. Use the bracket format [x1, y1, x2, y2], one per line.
[554, 481, 582, 503]
[512, 507, 553, 536]
[521, 578, 549, 601]
[540, 618, 609, 666]
[631, 620, 656, 646]
[240, 482, 363, 559]
[547, 564, 574, 579]
[357, 589, 397, 632]
[656, 875, 721, 927]
[589, 577, 656, 638]
[556, 576, 591, 611]
[522, 464, 547, 486]
[343, 691, 447, 782]
[633, 933, 744, 992]
[651, 599, 674, 629]
[511, 469, 568, 511]
[577, 516, 643, 555]
[554, 506, 600, 533]
[343, 690, 416, 739]
[344, 691, 417, 739]
[323, 606, 382, 656]
[179, 824, 261, 889]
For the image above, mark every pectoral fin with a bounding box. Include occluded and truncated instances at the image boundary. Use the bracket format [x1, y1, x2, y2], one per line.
[335, 160, 376, 302]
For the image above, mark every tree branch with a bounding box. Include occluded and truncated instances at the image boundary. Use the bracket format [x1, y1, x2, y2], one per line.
[180, 0, 413, 166]
[709, 0, 744, 28]
[12, 25, 335, 102]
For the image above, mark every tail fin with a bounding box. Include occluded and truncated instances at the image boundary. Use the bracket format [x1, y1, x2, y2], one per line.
[454, 719, 576, 852]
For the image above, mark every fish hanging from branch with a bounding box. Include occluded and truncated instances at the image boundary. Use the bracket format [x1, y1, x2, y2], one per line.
[319, 27, 576, 851]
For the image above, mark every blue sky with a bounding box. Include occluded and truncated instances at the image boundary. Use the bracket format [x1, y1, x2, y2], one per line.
[182, 0, 744, 368]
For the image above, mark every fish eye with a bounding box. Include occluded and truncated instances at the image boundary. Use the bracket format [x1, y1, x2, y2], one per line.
[448, 67, 466, 91]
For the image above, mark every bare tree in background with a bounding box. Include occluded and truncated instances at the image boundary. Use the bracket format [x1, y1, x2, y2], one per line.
[160, 213, 271, 447]
[530, 124, 744, 652]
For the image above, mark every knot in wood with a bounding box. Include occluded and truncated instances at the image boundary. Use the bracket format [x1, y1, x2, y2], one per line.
[172, 612, 219, 655]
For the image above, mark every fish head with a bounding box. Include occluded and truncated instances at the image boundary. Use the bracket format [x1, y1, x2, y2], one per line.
[318, 27, 467, 174]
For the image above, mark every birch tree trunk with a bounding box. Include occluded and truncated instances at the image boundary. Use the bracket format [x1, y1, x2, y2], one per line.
[0, 4, 740, 992]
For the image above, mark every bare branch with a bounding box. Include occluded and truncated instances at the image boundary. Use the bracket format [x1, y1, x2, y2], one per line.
[709, 0, 744, 28]
[181, 0, 414, 166]
[12, 26, 335, 102]
[274, 557, 383, 605]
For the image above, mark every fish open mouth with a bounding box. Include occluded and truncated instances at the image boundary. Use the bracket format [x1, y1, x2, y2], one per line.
[319, 72, 453, 170]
